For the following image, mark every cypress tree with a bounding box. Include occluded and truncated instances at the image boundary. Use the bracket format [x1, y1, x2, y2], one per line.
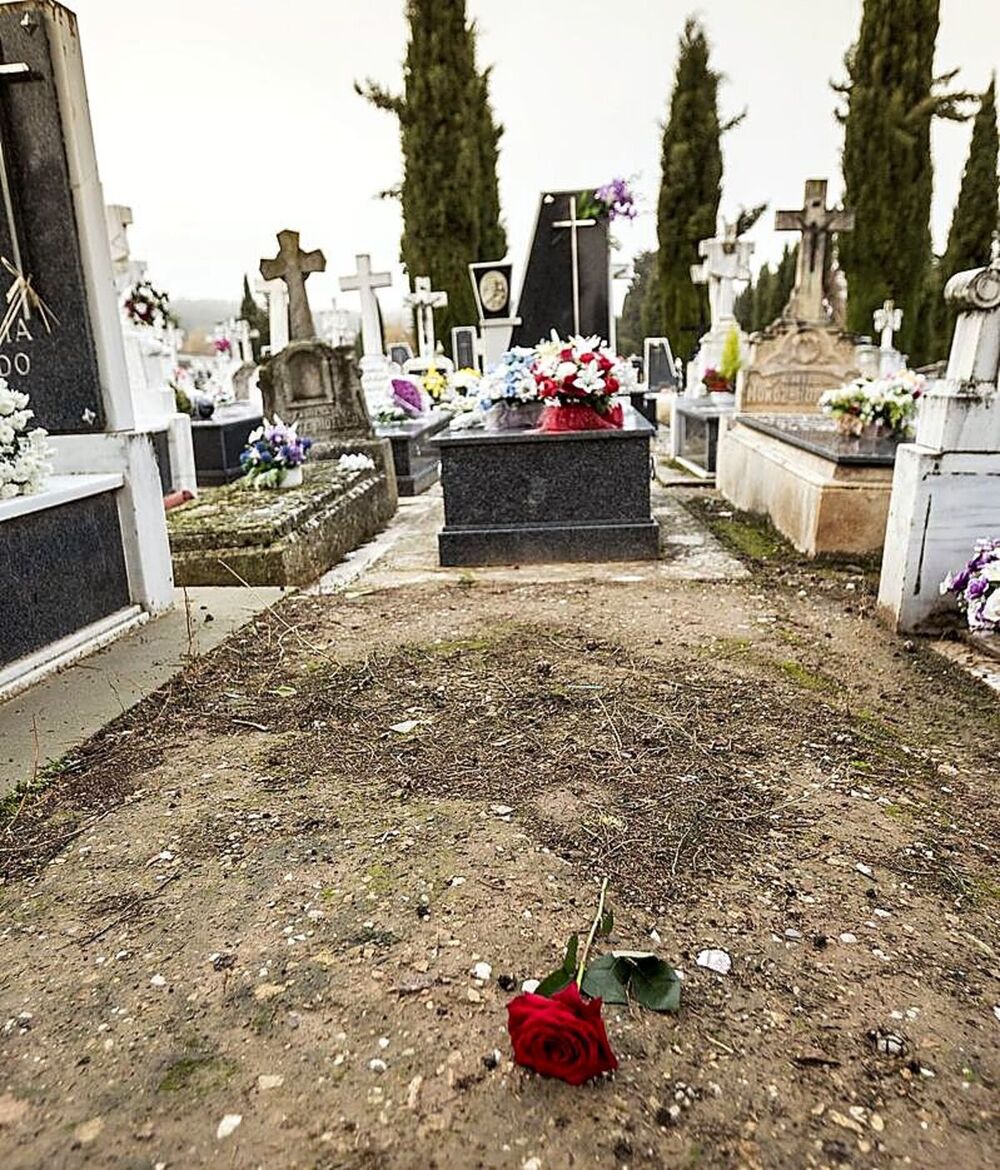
[931, 76, 999, 355]
[240, 274, 269, 361]
[475, 61, 507, 261]
[618, 251, 656, 356]
[357, 1, 505, 340]
[645, 18, 731, 357]
[734, 245, 798, 334]
[836, 0, 972, 362]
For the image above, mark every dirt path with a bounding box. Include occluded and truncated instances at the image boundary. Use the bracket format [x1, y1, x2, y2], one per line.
[1, 500, 998, 1169]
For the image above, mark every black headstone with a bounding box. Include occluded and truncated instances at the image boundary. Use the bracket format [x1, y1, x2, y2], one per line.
[0, 5, 105, 433]
[646, 339, 678, 391]
[388, 343, 412, 367]
[452, 326, 478, 370]
[512, 191, 611, 348]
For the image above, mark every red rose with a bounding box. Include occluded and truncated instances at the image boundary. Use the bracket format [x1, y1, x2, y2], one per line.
[507, 983, 618, 1086]
[606, 376, 619, 393]
[580, 352, 596, 364]
[560, 347, 574, 361]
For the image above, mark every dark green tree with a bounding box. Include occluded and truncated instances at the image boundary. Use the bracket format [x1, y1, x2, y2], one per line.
[734, 245, 798, 333]
[836, 0, 973, 362]
[929, 76, 999, 357]
[357, 1, 505, 339]
[646, 18, 736, 357]
[617, 251, 656, 356]
[240, 274, 269, 361]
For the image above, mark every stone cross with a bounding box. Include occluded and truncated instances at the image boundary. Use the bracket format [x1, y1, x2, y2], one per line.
[873, 299, 903, 352]
[553, 194, 598, 335]
[404, 275, 448, 360]
[776, 180, 855, 322]
[260, 230, 325, 342]
[340, 253, 391, 357]
[690, 221, 754, 332]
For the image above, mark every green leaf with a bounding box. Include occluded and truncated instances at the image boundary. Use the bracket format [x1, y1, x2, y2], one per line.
[535, 934, 579, 998]
[628, 955, 682, 1013]
[270, 685, 298, 698]
[598, 907, 615, 939]
[581, 954, 630, 1004]
[535, 966, 573, 997]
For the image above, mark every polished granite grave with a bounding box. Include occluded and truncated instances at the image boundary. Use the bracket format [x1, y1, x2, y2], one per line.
[717, 413, 903, 557]
[375, 411, 450, 495]
[190, 403, 263, 487]
[432, 409, 659, 566]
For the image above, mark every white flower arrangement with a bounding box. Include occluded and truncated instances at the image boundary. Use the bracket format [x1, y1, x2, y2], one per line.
[819, 369, 925, 438]
[338, 452, 376, 473]
[478, 347, 541, 408]
[0, 378, 53, 500]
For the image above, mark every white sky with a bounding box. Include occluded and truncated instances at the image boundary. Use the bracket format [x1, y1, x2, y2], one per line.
[70, 0, 998, 316]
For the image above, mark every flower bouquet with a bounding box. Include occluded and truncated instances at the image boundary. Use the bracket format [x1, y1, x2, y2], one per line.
[702, 367, 733, 393]
[479, 347, 544, 431]
[819, 370, 924, 439]
[577, 177, 639, 224]
[422, 365, 450, 406]
[390, 377, 425, 419]
[124, 280, 175, 331]
[533, 334, 634, 432]
[0, 378, 52, 500]
[941, 539, 1000, 633]
[239, 416, 312, 489]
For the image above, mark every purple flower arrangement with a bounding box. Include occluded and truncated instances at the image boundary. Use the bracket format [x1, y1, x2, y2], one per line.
[594, 177, 639, 222]
[240, 416, 312, 489]
[941, 539, 1000, 632]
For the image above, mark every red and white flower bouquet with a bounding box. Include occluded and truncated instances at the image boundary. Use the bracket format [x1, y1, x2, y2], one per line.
[533, 334, 636, 432]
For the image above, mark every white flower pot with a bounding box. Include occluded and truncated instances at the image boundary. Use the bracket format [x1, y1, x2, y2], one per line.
[280, 465, 304, 488]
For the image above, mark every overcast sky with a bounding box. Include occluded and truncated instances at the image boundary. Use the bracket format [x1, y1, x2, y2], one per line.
[70, 0, 997, 318]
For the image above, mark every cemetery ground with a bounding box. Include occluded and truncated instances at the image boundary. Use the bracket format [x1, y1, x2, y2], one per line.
[1, 491, 998, 1170]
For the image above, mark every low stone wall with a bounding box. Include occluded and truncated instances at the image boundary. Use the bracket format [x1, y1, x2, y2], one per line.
[168, 460, 396, 587]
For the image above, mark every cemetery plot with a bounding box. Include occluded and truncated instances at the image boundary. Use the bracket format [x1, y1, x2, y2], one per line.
[0, 576, 997, 1170]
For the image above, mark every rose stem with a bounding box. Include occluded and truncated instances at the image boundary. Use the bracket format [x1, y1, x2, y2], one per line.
[576, 876, 610, 988]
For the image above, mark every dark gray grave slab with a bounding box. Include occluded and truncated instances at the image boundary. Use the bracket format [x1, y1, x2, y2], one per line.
[190, 403, 263, 487]
[740, 414, 902, 466]
[0, 5, 104, 432]
[0, 490, 129, 667]
[512, 190, 611, 347]
[432, 410, 658, 566]
[674, 394, 735, 474]
[375, 411, 449, 496]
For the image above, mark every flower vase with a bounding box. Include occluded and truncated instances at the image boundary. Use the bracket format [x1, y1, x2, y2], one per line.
[280, 465, 304, 489]
[485, 401, 544, 432]
[539, 402, 624, 433]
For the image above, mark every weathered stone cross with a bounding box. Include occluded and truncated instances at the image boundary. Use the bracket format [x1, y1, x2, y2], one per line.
[690, 220, 754, 332]
[776, 179, 855, 322]
[260, 230, 326, 343]
[404, 275, 448, 359]
[873, 299, 903, 352]
[340, 253, 391, 358]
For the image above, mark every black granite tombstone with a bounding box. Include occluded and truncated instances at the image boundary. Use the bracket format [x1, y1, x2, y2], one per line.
[511, 191, 611, 347]
[0, 5, 104, 433]
[190, 403, 263, 487]
[1, 490, 129, 667]
[646, 339, 678, 391]
[432, 412, 659, 566]
[451, 326, 478, 370]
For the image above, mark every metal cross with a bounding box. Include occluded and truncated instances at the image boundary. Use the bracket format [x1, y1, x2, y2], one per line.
[553, 194, 597, 335]
[873, 299, 903, 352]
[260, 229, 325, 343]
[0, 59, 35, 300]
[404, 275, 448, 359]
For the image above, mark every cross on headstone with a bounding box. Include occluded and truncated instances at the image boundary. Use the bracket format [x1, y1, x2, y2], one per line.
[873, 299, 903, 352]
[259, 229, 325, 343]
[776, 179, 855, 322]
[553, 194, 598, 335]
[340, 253, 391, 358]
[690, 220, 754, 331]
[404, 275, 448, 360]
[0, 58, 34, 281]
